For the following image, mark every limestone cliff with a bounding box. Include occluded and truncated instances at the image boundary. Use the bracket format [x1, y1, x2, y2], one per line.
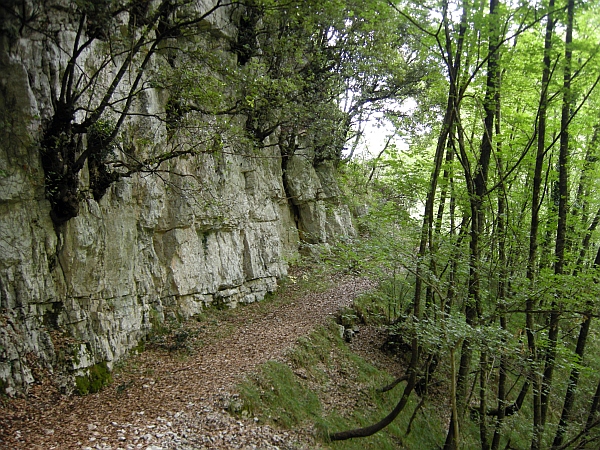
[0, 1, 354, 396]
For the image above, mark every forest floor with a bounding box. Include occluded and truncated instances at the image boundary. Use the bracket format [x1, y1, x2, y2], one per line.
[0, 270, 402, 449]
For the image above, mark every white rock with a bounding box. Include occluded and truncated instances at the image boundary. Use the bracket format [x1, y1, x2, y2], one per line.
[0, 4, 354, 397]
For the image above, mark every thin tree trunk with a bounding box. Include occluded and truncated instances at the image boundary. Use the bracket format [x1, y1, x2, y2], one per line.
[444, 105, 478, 448]
[491, 81, 507, 450]
[541, 0, 574, 431]
[450, 345, 460, 450]
[414, 0, 466, 324]
[527, 1, 555, 446]
[480, 351, 490, 450]
[571, 125, 600, 274]
[446, 1, 500, 448]
[444, 117, 473, 450]
[584, 275, 600, 431]
[445, 215, 469, 313]
[429, 142, 456, 312]
[332, 0, 466, 440]
[552, 236, 598, 448]
[568, 125, 599, 241]
[425, 141, 454, 310]
[574, 206, 600, 273]
[552, 315, 591, 448]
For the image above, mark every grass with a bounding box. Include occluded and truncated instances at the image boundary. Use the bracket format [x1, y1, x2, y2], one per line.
[237, 360, 323, 429]
[235, 322, 447, 449]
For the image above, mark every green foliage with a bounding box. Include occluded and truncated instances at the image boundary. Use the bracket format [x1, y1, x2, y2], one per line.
[15, 0, 429, 224]
[332, 0, 600, 447]
[352, 276, 415, 326]
[338, 307, 359, 328]
[75, 361, 112, 395]
[87, 119, 117, 162]
[391, 308, 512, 355]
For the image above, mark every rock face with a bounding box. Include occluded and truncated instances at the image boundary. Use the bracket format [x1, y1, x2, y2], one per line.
[0, 2, 354, 396]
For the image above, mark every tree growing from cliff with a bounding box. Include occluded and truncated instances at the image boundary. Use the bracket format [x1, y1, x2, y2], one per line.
[1, 0, 427, 225]
[1, 0, 239, 223]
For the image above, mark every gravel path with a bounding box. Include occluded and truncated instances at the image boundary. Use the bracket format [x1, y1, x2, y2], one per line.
[1, 276, 375, 449]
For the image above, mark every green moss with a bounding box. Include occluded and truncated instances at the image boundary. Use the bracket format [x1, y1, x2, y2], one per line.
[75, 375, 89, 395]
[72, 345, 81, 366]
[75, 361, 112, 395]
[133, 339, 146, 354]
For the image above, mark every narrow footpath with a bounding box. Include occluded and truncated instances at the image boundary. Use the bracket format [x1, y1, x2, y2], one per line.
[0, 275, 375, 449]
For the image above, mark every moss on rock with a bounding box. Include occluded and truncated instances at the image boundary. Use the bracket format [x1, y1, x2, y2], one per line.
[75, 361, 112, 395]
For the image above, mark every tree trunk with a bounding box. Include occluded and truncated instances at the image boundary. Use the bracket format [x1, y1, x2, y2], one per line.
[491, 79, 507, 450]
[479, 352, 490, 450]
[541, 0, 574, 432]
[445, 1, 500, 448]
[413, 0, 466, 323]
[552, 234, 598, 448]
[527, 1, 555, 446]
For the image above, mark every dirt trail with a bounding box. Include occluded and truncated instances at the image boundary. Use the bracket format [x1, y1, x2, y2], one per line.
[0, 276, 375, 449]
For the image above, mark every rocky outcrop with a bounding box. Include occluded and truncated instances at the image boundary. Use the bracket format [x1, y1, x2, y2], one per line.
[285, 151, 354, 244]
[0, 1, 354, 396]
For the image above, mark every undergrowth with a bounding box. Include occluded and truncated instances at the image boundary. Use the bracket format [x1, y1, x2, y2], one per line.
[235, 322, 446, 449]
